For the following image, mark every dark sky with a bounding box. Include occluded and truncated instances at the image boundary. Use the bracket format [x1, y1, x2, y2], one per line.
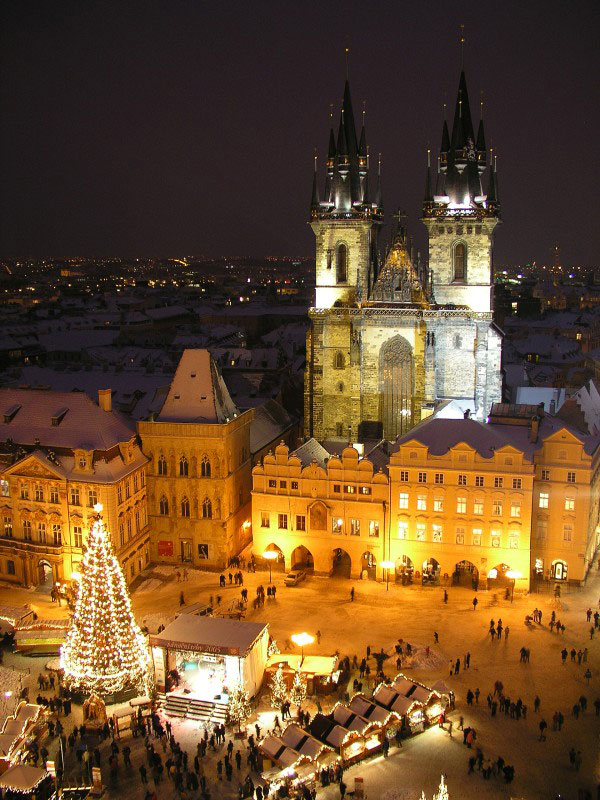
[1, 1, 599, 266]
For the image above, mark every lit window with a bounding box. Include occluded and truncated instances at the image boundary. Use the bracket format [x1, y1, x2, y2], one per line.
[492, 500, 503, 516]
[565, 497, 575, 511]
[261, 512, 270, 528]
[509, 535, 519, 549]
[475, 476, 484, 487]
[3, 516, 13, 538]
[539, 492, 549, 509]
[433, 496, 444, 512]
[398, 521, 408, 540]
[296, 515, 306, 531]
[369, 520, 379, 538]
[400, 471, 409, 482]
[399, 493, 409, 509]
[332, 517, 343, 534]
[458, 474, 467, 486]
[541, 469, 550, 481]
[350, 519, 360, 536]
[344, 485, 356, 494]
[435, 473, 444, 484]
[0, 480, 8, 497]
[418, 472, 427, 483]
[494, 477, 504, 488]
[268, 479, 276, 488]
[432, 525, 442, 543]
[278, 513, 287, 530]
[416, 524, 426, 541]
[359, 486, 371, 495]
[510, 501, 521, 518]
[456, 496, 466, 514]
[472, 529, 482, 546]
[512, 478, 522, 489]
[417, 494, 427, 511]
[73, 526, 83, 548]
[567, 472, 575, 483]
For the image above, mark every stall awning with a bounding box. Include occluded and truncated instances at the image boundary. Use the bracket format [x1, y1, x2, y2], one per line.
[149, 616, 268, 656]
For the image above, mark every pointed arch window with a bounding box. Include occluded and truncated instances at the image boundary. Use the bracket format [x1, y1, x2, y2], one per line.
[201, 457, 211, 478]
[336, 244, 348, 284]
[202, 497, 212, 519]
[181, 496, 190, 517]
[179, 456, 189, 477]
[333, 351, 345, 370]
[157, 455, 167, 476]
[380, 334, 414, 439]
[453, 242, 466, 282]
[159, 496, 169, 516]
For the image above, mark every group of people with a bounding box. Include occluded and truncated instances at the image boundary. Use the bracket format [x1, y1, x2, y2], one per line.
[488, 618, 509, 640]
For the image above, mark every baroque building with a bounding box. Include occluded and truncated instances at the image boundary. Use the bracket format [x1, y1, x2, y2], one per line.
[0, 388, 150, 588]
[304, 71, 502, 442]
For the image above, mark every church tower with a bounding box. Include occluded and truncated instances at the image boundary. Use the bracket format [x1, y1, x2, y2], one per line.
[423, 71, 500, 312]
[310, 81, 383, 307]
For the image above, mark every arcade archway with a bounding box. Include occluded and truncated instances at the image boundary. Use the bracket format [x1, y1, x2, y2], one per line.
[331, 548, 351, 578]
[422, 558, 440, 586]
[453, 560, 479, 590]
[395, 555, 413, 585]
[291, 545, 314, 573]
[262, 543, 285, 572]
[487, 563, 511, 589]
[37, 559, 53, 589]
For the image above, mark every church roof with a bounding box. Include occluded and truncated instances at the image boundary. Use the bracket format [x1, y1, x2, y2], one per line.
[157, 349, 239, 424]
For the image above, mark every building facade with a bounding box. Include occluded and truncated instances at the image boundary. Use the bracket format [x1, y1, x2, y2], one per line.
[304, 71, 502, 442]
[138, 350, 255, 570]
[0, 388, 150, 588]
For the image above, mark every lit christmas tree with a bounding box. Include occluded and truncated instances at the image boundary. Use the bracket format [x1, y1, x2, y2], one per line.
[227, 683, 251, 732]
[289, 668, 307, 709]
[269, 663, 288, 708]
[60, 505, 150, 696]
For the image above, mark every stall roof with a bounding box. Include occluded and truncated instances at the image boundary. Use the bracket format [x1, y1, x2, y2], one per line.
[149, 616, 268, 656]
[0, 764, 48, 790]
[266, 653, 337, 675]
[348, 694, 392, 725]
[280, 723, 330, 760]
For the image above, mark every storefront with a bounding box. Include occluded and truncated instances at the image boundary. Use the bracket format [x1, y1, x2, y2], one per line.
[149, 616, 269, 700]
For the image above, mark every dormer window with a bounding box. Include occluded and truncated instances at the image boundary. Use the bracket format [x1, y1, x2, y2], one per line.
[79, 456, 87, 469]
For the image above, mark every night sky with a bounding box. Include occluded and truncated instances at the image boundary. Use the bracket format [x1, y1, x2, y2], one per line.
[1, 1, 599, 267]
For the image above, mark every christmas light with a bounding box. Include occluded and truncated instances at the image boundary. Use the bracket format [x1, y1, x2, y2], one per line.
[269, 663, 287, 709]
[60, 507, 150, 696]
[289, 668, 307, 709]
[227, 683, 251, 732]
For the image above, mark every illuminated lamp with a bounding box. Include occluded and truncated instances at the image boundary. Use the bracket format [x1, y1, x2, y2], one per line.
[291, 632, 314, 665]
[263, 550, 278, 583]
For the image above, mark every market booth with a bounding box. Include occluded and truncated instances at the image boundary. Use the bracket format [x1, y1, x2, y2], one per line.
[347, 694, 400, 737]
[0, 764, 51, 798]
[265, 653, 340, 695]
[0, 703, 45, 773]
[372, 674, 447, 734]
[308, 713, 367, 766]
[149, 616, 269, 705]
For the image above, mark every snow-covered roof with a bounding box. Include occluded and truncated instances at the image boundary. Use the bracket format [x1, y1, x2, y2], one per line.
[250, 400, 294, 454]
[390, 417, 514, 459]
[291, 438, 331, 469]
[0, 388, 135, 450]
[158, 350, 240, 424]
[0, 764, 48, 790]
[150, 615, 268, 657]
[280, 724, 330, 760]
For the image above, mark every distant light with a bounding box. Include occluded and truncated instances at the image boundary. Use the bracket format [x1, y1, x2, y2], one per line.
[93, 503, 103, 513]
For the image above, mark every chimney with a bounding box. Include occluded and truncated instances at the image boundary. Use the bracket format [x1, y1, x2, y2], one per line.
[530, 415, 539, 443]
[463, 409, 471, 419]
[537, 401, 545, 417]
[98, 389, 112, 412]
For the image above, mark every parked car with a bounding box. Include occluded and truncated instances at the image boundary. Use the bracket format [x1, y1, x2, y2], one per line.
[284, 570, 306, 586]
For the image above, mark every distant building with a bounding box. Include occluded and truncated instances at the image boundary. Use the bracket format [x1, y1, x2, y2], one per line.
[0, 388, 150, 588]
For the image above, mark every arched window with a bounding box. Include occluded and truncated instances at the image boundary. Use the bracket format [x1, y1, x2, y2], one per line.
[181, 497, 190, 517]
[336, 244, 348, 284]
[201, 457, 211, 478]
[380, 335, 414, 439]
[159, 496, 169, 515]
[453, 242, 466, 282]
[157, 455, 167, 476]
[202, 497, 212, 519]
[333, 351, 345, 370]
[179, 456, 188, 477]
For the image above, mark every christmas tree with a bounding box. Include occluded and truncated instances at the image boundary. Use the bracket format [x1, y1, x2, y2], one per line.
[289, 668, 307, 709]
[269, 663, 288, 708]
[60, 505, 150, 696]
[227, 683, 251, 732]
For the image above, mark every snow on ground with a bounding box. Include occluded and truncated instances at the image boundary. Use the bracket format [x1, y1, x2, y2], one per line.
[135, 578, 163, 593]
[139, 611, 175, 633]
[0, 665, 27, 719]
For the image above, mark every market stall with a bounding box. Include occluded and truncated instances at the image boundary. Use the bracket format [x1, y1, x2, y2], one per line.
[0, 764, 51, 798]
[331, 704, 384, 754]
[347, 694, 400, 738]
[308, 713, 366, 766]
[0, 703, 44, 773]
[265, 653, 340, 695]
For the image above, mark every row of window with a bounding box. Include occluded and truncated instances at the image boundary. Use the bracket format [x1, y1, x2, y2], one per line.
[398, 472, 524, 488]
[398, 493, 524, 516]
[534, 520, 574, 542]
[3, 517, 63, 545]
[158, 455, 212, 478]
[266, 479, 373, 496]
[538, 493, 575, 511]
[159, 496, 213, 519]
[117, 507, 148, 547]
[541, 469, 576, 482]
[261, 511, 380, 538]
[117, 472, 145, 505]
[397, 522, 520, 548]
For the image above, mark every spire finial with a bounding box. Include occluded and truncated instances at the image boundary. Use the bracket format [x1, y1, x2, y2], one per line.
[460, 24, 465, 68]
[313, 148, 317, 173]
[480, 90, 484, 119]
[362, 99, 366, 127]
[345, 46, 350, 79]
[427, 148, 431, 169]
[378, 153, 382, 175]
[329, 103, 333, 123]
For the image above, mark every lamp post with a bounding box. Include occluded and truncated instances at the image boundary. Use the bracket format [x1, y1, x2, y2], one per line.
[263, 550, 277, 584]
[381, 560, 394, 592]
[291, 632, 314, 666]
[506, 570, 521, 603]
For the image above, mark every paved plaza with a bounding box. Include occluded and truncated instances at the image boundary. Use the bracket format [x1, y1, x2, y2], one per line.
[0, 563, 598, 799]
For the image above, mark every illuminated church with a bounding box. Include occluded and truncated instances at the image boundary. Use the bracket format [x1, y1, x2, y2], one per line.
[304, 70, 502, 442]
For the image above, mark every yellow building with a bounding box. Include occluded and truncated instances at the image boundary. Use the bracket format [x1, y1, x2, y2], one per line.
[0, 388, 150, 588]
[138, 350, 255, 569]
[252, 441, 389, 578]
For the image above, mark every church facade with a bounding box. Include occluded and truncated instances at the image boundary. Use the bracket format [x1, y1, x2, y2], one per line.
[304, 71, 503, 442]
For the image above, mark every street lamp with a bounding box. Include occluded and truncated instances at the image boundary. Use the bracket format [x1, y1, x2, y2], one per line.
[263, 550, 278, 583]
[381, 560, 394, 592]
[291, 632, 314, 666]
[506, 570, 521, 603]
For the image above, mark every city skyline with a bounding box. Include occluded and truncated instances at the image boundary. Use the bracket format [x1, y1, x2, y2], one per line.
[1, 1, 599, 267]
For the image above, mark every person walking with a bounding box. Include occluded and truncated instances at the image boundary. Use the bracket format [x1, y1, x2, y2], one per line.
[350, 587, 355, 602]
[472, 597, 478, 610]
[179, 591, 185, 607]
[538, 719, 547, 741]
[534, 695, 540, 713]
[316, 630, 322, 644]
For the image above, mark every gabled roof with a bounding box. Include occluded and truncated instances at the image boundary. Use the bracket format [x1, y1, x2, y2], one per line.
[390, 417, 517, 459]
[158, 349, 240, 424]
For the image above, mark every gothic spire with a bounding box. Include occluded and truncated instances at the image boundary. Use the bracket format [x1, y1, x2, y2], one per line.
[424, 149, 433, 204]
[374, 153, 383, 210]
[311, 153, 320, 214]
